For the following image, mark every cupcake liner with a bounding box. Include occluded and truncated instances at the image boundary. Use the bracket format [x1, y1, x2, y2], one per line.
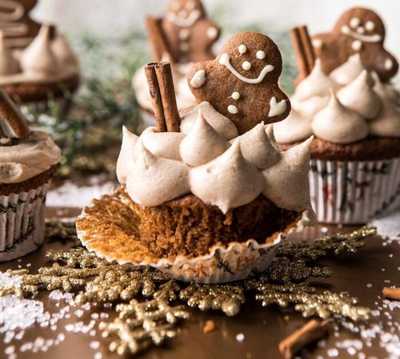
[76, 190, 307, 284]
[309, 158, 400, 224]
[0, 182, 49, 262]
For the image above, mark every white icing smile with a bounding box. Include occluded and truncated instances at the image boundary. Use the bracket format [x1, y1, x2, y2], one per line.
[341, 25, 381, 43]
[218, 53, 274, 84]
[167, 9, 201, 28]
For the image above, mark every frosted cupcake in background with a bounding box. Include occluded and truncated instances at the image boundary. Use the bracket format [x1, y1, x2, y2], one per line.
[132, 0, 221, 130]
[0, 90, 61, 261]
[278, 10, 400, 224]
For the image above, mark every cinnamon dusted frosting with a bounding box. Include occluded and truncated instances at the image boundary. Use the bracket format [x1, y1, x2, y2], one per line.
[275, 57, 400, 145]
[133, 63, 196, 113]
[0, 25, 79, 85]
[117, 104, 311, 213]
[0, 131, 61, 184]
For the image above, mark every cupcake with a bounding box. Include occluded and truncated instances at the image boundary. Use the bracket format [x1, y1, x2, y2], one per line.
[132, 0, 221, 130]
[0, 90, 61, 261]
[275, 8, 400, 224]
[77, 32, 313, 283]
[0, 22, 80, 104]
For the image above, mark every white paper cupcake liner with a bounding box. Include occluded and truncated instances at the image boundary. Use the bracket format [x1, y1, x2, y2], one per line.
[0, 183, 49, 262]
[309, 158, 400, 224]
[76, 191, 308, 283]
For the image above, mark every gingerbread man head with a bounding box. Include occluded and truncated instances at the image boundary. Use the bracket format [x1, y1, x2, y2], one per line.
[161, 0, 220, 63]
[312, 7, 398, 82]
[186, 32, 290, 134]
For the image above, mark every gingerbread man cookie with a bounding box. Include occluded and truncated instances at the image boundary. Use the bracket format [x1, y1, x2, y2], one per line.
[0, 0, 40, 48]
[161, 0, 220, 63]
[186, 32, 290, 134]
[312, 7, 398, 82]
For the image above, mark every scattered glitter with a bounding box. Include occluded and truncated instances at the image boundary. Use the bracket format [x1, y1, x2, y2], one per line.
[366, 283, 373, 288]
[236, 333, 245, 342]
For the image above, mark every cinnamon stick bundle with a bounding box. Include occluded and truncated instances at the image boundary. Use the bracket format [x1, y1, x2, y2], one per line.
[0, 89, 30, 139]
[278, 320, 331, 359]
[145, 62, 180, 132]
[290, 25, 316, 80]
[145, 16, 174, 63]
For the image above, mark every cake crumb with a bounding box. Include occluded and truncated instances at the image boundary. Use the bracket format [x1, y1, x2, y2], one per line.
[203, 320, 216, 334]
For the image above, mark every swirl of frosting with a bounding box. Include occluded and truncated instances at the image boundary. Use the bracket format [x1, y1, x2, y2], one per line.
[263, 137, 312, 211]
[0, 131, 61, 184]
[337, 70, 382, 119]
[180, 101, 239, 139]
[51, 32, 79, 71]
[273, 109, 312, 144]
[291, 95, 329, 118]
[116, 126, 138, 184]
[234, 123, 281, 169]
[142, 127, 184, 161]
[370, 98, 400, 137]
[0, 32, 19, 75]
[20, 25, 59, 77]
[189, 142, 264, 214]
[330, 54, 364, 85]
[312, 94, 369, 144]
[180, 114, 228, 167]
[125, 141, 189, 207]
[372, 72, 400, 105]
[293, 59, 337, 100]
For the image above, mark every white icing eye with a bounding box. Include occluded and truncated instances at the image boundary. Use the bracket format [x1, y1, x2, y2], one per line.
[231, 92, 240, 101]
[228, 105, 238, 114]
[366, 21, 375, 31]
[357, 26, 365, 34]
[350, 17, 360, 28]
[341, 25, 350, 35]
[241, 61, 251, 71]
[238, 44, 247, 54]
[256, 50, 266, 60]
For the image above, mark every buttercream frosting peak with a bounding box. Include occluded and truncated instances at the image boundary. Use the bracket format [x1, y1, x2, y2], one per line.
[337, 70, 382, 119]
[273, 109, 313, 144]
[330, 53, 364, 85]
[312, 94, 369, 144]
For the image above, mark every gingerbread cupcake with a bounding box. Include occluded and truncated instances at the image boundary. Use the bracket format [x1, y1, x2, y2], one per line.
[0, 1, 80, 104]
[77, 33, 312, 283]
[132, 0, 220, 130]
[0, 90, 61, 261]
[274, 8, 400, 224]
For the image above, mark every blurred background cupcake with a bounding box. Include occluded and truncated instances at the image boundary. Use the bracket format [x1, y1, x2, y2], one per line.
[0, 90, 61, 261]
[274, 7, 400, 224]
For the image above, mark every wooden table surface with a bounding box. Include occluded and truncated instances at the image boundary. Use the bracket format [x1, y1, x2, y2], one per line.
[0, 209, 399, 359]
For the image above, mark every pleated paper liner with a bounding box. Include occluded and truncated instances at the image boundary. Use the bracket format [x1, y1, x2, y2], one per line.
[309, 157, 400, 224]
[0, 182, 49, 262]
[76, 189, 308, 284]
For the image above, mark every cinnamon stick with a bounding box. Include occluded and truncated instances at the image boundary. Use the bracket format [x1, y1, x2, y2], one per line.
[145, 63, 167, 132]
[290, 25, 316, 80]
[278, 320, 331, 359]
[145, 16, 174, 63]
[154, 62, 180, 132]
[383, 287, 400, 300]
[0, 89, 30, 139]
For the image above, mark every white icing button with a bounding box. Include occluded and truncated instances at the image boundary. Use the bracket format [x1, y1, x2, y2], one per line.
[238, 44, 247, 54]
[366, 21, 375, 31]
[350, 17, 360, 28]
[207, 27, 218, 39]
[231, 91, 240, 101]
[242, 61, 251, 71]
[352, 40, 362, 51]
[190, 69, 206, 88]
[312, 38, 323, 49]
[341, 25, 350, 35]
[179, 29, 190, 40]
[228, 105, 239, 114]
[385, 58, 394, 70]
[357, 26, 365, 34]
[256, 50, 266, 60]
